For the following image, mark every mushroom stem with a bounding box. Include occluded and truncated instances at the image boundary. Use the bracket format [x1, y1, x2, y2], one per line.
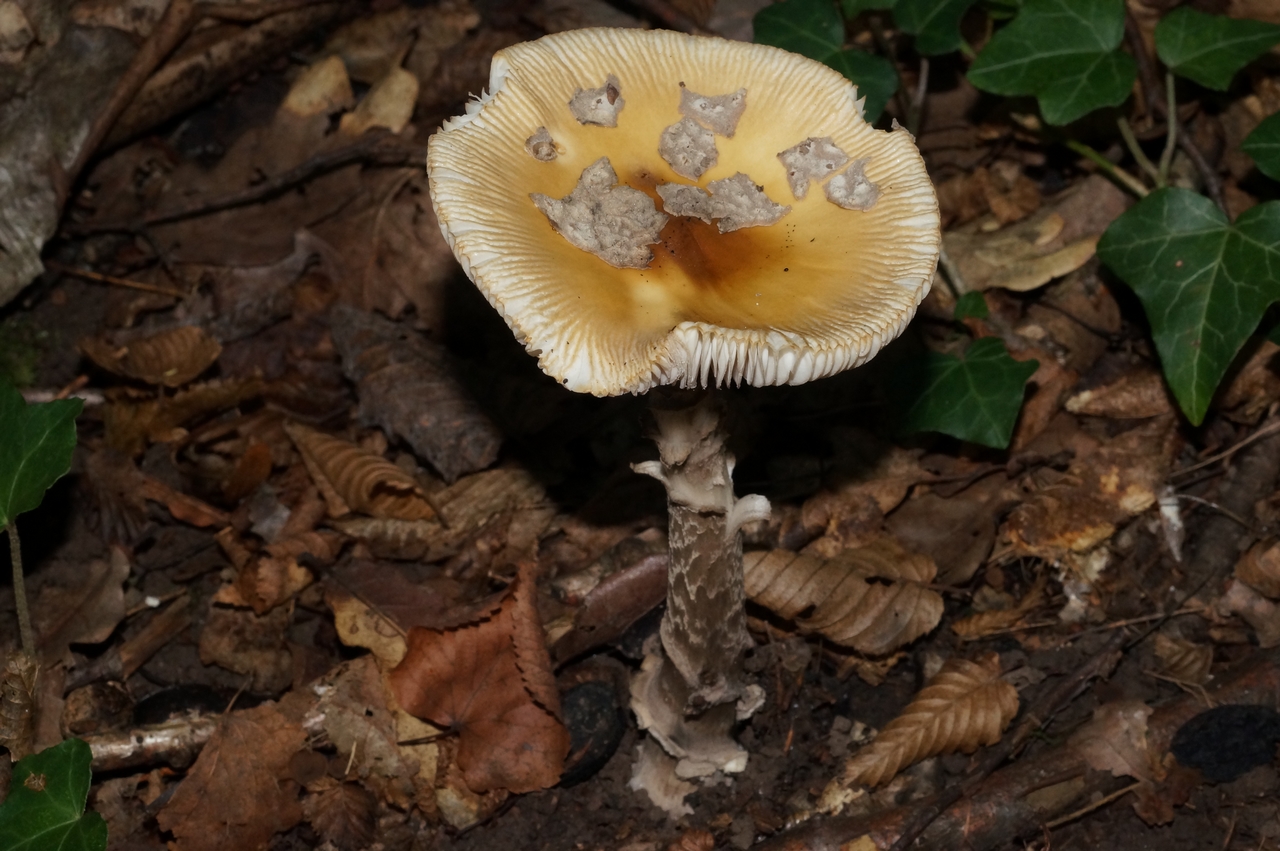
[630, 390, 769, 778]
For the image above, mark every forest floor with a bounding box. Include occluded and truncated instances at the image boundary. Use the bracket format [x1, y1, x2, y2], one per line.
[3, 1, 1280, 850]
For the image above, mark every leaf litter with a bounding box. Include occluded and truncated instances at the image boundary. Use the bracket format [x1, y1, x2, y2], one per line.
[6, 1, 1280, 850]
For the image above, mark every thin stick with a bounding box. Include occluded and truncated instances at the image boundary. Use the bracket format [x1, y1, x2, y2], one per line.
[1170, 493, 1255, 531]
[1117, 117, 1160, 184]
[63, 0, 198, 201]
[44, 260, 188, 299]
[1158, 70, 1177, 186]
[908, 57, 929, 139]
[142, 131, 423, 226]
[1172, 419, 1280, 478]
[7, 523, 34, 657]
[1065, 139, 1150, 198]
[936, 244, 966, 297]
[1046, 781, 1145, 829]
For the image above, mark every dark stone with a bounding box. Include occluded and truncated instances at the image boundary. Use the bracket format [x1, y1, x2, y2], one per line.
[1170, 704, 1280, 783]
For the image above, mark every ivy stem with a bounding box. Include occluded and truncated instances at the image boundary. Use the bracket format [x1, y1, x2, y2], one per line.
[1064, 139, 1150, 198]
[6, 522, 34, 658]
[1116, 117, 1160, 185]
[907, 57, 929, 139]
[1157, 70, 1177, 187]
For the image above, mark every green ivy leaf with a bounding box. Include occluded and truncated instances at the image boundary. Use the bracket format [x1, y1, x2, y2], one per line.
[896, 0, 981, 55]
[953, 291, 989, 319]
[1155, 7, 1280, 92]
[1096, 188, 1280, 425]
[754, 0, 899, 120]
[841, 0, 893, 15]
[0, 739, 107, 851]
[899, 337, 1038, 448]
[0, 383, 82, 529]
[1242, 110, 1280, 181]
[967, 0, 1136, 125]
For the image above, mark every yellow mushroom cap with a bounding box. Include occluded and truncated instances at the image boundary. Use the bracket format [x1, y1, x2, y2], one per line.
[428, 28, 940, 396]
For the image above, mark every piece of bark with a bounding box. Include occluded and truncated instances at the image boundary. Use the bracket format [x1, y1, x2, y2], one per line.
[104, 2, 352, 149]
[329, 305, 501, 482]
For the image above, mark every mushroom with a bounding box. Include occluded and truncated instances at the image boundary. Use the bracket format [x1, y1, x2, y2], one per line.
[427, 28, 939, 792]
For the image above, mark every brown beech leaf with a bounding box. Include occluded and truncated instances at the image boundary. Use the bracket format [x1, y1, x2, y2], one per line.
[388, 564, 570, 794]
[1236, 539, 1280, 599]
[284, 421, 437, 521]
[1153, 633, 1213, 685]
[334, 466, 556, 567]
[1069, 700, 1161, 783]
[103, 376, 265, 456]
[81, 325, 222, 387]
[743, 536, 943, 656]
[831, 653, 1018, 790]
[303, 781, 376, 850]
[952, 573, 1047, 640]
[157, 704, 306, 851]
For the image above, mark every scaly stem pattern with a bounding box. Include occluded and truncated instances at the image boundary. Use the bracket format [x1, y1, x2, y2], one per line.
[630, 391, 769, 778]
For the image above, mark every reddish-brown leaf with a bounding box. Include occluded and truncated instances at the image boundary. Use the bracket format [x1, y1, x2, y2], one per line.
[157, 704, 306, 851]
[388, 565, 569, 793]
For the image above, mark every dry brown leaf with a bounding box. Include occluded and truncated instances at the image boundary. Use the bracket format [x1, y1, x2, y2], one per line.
[952, 573, 1048, 640]
[1069, 700, 1161, 783]
[327, 587, 408, 669]
[328, 560, 471, 633]
[388, 564, 570, 794]
[743, 537, 944, 656]
[223, 440, 274, 502]
[157, 704, 306, 851]
[1236, 539, 1280, 599]
[830, 653, 1018, 791]
[336, 466, 558, 571]
[81, 325, 222, 387]
[303, 782, 376, 850]
[1152, 633, 1213, 685]
[1065, 363, 1174, 419]
[1216, 579, 1280, 648]
[285, 421, 437, 521]
[0, 651, 38, 760]
[943, 175, 1128, 293]
[885, 474, 1015, 586]
[103, 377, 265, 456]
[136, 475, 230, 528]
[198, 602, 294, 693]
[32, 547, 132, 666]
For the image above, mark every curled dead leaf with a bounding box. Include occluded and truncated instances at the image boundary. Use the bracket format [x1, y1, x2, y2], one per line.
[81, 325, 222, 387]
[1069, 700, 1161, 783]
[743, 537, 943, 656]
[285, 421, 437, 521]
[825, 653, 1018, 796]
